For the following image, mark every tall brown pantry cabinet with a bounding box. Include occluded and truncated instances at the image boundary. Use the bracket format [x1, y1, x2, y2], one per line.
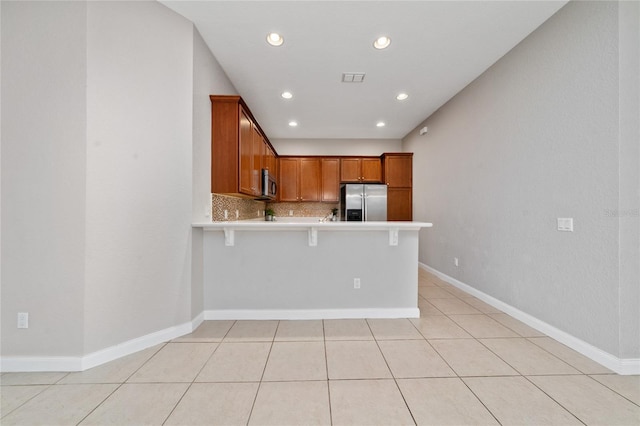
[382, 153, 413, 221]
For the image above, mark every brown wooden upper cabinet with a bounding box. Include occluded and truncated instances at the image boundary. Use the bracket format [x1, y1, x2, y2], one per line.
[382, 153, 413, 221]
[340, 157, 382, 183]
[210, 95, 277, 198]
[278, 157, 321, 202]
[321, 158, 340, 202]
[264, 144, 277, 175]
[383, 153, 412, 187]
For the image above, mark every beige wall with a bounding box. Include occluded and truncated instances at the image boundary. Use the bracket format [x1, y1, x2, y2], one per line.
[1, 0, 237, 362]
[404, 1, 639, 359]
[1, 1, 87, 357]
[271, 138, 401, 156]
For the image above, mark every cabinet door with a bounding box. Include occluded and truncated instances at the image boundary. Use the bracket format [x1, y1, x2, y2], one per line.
[361, 158, 382, 182]
[239, 109, 253, 195]
[299, 158, 320, 201]
[340, 158, 361, 182]
[321, 158, 340, 202]
[387, 188, 412, 221]
[264, 144, 275, 172]
[269, 149, 278, 180]
[385, 155, 412, 187]
[279, 158, 299, 201]
[252, 126, 265, 196]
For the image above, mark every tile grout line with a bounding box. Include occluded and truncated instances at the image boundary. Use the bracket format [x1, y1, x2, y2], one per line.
[584, 374, 640, 408]
[432, 282, 590, 377]
[458, 377, 503, 425]
[244, 320, 279, 426]
[0, 383, 53, 420]
[365, 318, 418, 426]
[74, 341, 169, 425]
[423, 272, 508, 425]
[520, 374, 588, 425]
[322, 320, 334, 426]
[467, 323, 597, 425]
[524, 336, 610, 375]
[160, 335, 229, 425]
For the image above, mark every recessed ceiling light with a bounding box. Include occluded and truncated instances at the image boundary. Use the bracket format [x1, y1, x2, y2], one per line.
[396, 93, 409, 101]
[373, 36, 391, 49]
[266, 32, 284, 47]
[289, 121, 298, 127]
[376, 121, 386, 127]
[281, 91, 293, 99]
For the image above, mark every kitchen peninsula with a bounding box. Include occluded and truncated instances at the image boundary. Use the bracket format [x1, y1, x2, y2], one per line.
[200, 94, 430, 319]
[192, 220, 432, 319]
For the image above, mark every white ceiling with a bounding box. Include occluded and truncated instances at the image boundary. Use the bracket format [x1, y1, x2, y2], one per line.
[161, 1, 567, 140]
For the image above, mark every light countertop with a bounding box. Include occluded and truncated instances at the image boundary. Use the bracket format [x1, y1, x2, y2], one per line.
[192, 219, 432, 231]
[192, 219, 432, 246]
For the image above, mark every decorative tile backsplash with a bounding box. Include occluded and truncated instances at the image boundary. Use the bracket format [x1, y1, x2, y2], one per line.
[267, 202, 338, 219]
[211, 194, 338, 221]
[211, 194, 266, 221]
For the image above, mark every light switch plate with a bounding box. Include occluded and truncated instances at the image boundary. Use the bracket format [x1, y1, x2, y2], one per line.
[17, 312, 29, 329]
[557, 218, 574, 232]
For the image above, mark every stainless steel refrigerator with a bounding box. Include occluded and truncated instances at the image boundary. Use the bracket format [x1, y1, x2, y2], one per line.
[340, 184, 387, 221]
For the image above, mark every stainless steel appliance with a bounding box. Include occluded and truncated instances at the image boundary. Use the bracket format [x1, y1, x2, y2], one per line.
[260, 169, 277, 200]
[340, 184, 387, 221]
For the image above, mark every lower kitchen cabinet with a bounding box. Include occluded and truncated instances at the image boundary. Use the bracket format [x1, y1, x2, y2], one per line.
[387, 188, 412, 221]
[383, 153, 413, 221]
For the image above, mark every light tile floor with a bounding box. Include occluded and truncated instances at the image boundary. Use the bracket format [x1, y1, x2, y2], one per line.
[2, 270, 639, 425]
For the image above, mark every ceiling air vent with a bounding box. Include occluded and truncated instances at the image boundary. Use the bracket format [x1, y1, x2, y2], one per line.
[342, 73, 365, 83]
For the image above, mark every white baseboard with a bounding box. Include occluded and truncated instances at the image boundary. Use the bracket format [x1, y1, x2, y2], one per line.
[420, 262, 640, 375]
[204, 308, 420, 320]
[1, 314, 204, 373]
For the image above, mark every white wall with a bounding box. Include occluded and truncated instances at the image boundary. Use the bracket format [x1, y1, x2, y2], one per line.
[192, 29, 238, 223]
[404, 1, 639, 359]
[618, 0, 640, 359]
[1, 1, 87, 357]
[191, 28, 238, 318]
[1, 0, 238, 364]
[272, 138, 401, 156]
[203, 230, 418, 316]
[83, 1, 194, 354]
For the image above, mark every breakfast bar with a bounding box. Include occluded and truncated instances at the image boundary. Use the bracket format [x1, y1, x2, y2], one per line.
[192, 220, 432, 320]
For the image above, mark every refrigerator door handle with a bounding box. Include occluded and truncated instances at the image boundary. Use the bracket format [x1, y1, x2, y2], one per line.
[363, 187, 367, 221]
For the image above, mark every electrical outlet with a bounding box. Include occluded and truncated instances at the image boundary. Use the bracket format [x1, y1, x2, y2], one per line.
[454, 257, 459, 267]
[17, 312, 28, 329]
[557, 218, 574, 232]
[235, 210, 239, 219]
[289, 210, 294, 216]
[354, 278, 361, 289]
[224, 210, 228, 220]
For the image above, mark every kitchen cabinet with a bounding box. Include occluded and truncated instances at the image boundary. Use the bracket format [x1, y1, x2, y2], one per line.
[279, 157, 321, 202]
[321, 158, 340, 202]
[387, 188, 412, 222]
[382, 153, 413, 221]
[210, 95, 277, 197]
[264, 143, 277, 174]
[340, 157, 381, 183]
[238, 109, 253, 194]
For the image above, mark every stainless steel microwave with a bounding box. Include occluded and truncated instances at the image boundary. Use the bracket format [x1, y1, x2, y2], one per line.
[261, 169, 277, 199]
